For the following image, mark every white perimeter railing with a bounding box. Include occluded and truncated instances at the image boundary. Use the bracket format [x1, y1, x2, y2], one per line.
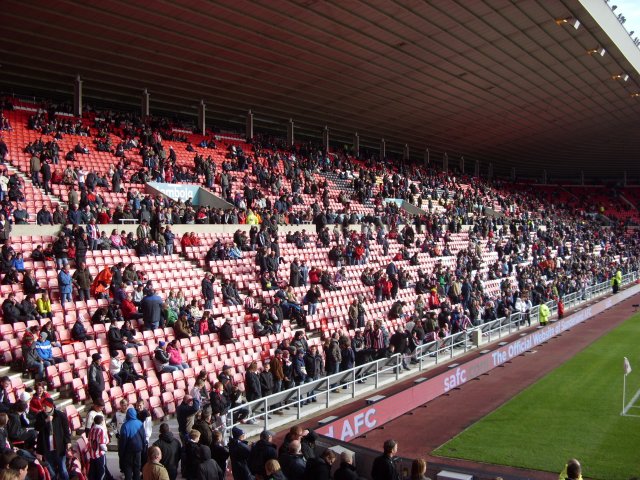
[226, 271, 639, 434]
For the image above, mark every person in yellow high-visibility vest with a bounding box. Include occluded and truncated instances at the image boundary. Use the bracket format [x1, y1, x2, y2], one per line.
[539, 302, 550, 326]
[611, 269, 622, 294]
[246, 209, 260, 225]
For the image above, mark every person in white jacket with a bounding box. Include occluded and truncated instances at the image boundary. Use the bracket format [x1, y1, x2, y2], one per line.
[515, 294, 532, 326]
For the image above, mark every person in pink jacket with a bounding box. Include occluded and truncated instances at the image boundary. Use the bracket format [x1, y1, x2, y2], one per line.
[166, 340, 188, 370]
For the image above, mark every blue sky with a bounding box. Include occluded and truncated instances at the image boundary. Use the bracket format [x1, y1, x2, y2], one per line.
[613, 0, 640, 36]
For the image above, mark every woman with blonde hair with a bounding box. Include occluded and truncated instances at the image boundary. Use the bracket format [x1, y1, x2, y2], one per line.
[265, 459, 285, 480]
[411, 458, 431, 480]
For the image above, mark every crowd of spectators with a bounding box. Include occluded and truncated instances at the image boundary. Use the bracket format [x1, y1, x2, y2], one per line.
[0, 101, 633, 480]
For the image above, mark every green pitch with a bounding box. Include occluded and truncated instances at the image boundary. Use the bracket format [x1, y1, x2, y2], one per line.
[433, 313, 640, 480]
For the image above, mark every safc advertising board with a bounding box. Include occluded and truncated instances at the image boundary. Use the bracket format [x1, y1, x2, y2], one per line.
[317, 284, 640, 442]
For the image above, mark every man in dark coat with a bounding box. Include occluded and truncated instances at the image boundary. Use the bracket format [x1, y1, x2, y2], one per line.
[334, 451, 359, 480]
[141, 289, 164, 330]
[35, 398, 72, 480]
[279, 440, 306, 479]
[201, 274, 214, 310]
[228, 427, 253, 480]
[371, 439, 400, 480]
[289, 259, 301, 288]
[153, 423, 182, 480]
[87, 353, 105, 403]
[248, 430, 277, 478]
[304, 448, 336, 480]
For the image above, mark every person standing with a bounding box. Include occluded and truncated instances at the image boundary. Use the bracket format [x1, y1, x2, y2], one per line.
[539, 302, 550, 327]
[228, 427, 252, 480]
[88, 353, 105, 403]
[409, 458, 431, 480]
[201, 274, 214, 311]
[58, 264, 73, 305]
[87, 414, 113, 480]
[35, 398, 72, 480]
[304, 448, 336, 480]
[141, 289, 164, 330]
[153, 423, 182, 480]
[371, 439, 400, 480]
[119, 407, 147, 480]
[334, 451, 359, 480]
[142, 446, 169, 480]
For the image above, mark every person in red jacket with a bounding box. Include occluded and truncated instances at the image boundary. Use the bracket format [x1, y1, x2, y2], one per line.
[383, 278, 392, 301]
[180, 233, 192, 249]
[557, 297, 565, 319]
[309, 267, 321, 285]
[189, 232, 200, 246]
[121, 293, 143, 321]
[29, 381, 52, 415]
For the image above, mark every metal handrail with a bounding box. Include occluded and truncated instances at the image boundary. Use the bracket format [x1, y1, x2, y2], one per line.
[225, 270, 638, 432]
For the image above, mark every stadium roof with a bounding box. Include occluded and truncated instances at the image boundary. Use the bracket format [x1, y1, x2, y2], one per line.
[1, 0, 640, 179]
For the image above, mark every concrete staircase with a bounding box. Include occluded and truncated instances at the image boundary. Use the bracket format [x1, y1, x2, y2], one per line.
[0, 364, 76, 412]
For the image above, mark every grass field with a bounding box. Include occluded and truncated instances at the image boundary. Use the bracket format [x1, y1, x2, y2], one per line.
[433, 313, 640, 480]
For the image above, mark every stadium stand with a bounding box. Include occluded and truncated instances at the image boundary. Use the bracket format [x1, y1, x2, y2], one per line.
[0, 96, 639, 480]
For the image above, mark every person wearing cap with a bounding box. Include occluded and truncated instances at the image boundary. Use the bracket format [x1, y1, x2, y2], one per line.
[35, 397, 72, 480]
[88, 353, 106, 403]
[248, 430, 277, 478]
[228, 427, 252, 480]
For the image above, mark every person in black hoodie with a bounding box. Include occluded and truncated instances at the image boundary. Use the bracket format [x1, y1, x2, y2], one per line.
[228, 427, 253, 480]
[248, 430, 277, 478]
[303, 448, 336, 480]
[153, 423, 182, 480]
[197, 444, 224, 480]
